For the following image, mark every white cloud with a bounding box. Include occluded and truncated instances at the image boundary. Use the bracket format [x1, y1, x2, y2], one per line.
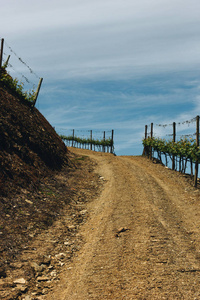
[2, 0, 200, 82]
[2, 0, 200, 155]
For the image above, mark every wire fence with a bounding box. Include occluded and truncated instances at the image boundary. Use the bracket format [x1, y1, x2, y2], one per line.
[143, 115, 200, 187]
[57, 128, 115, 154]
[145, 116, 197, 139]
[2, 40, 39, 89]
[0, 38, 42, 107]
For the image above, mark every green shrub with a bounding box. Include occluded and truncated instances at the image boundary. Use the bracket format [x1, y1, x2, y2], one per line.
[143, 137, 200, 162]
[0, 67, 35, 103]
[60, 134, 113, 148]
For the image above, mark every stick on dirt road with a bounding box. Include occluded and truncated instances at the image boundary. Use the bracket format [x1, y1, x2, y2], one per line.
[47, 148, 200, 299]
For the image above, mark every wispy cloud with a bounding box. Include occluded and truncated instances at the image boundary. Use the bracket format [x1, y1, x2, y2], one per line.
[2, 0, 200, 79]
[1, 0, 200, 155]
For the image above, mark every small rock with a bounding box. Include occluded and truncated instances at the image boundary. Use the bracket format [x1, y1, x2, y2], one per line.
[48, 265, 54, 270]
[115, 227, 130, 237]
[79, 210, 87, 215]
[23, 296, 32, 300]
[30, 262, 45, 273]
[37, 276, 49, 282]
[16, 284, 27, 292]
[42, 288, 49, 295]
[25, 199, 33, 205]
[64, 241, 70, 246]
[14, 278, 26, 285]
[68, 225, 76, 230]
[51, 240, 58, 244]
[50, 270, 57, 277]
[42, 255, 51, 265]
[55, 253, 66, 259]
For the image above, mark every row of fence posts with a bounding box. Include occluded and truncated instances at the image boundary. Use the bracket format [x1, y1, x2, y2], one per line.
[0, 38, 43, 107]
[0, 39, 4, 69]
[143, 115, 200, 187]
[70, 129, 114, 154]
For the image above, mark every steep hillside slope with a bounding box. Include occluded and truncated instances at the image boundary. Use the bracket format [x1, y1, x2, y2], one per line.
[0, 84, 67, 196]
[0, 84, 71, 282]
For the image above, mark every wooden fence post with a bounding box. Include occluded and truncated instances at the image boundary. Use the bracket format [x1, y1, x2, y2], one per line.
[142, 125, 148, 156]
[194, 115, 199, 187]
[150, 123, 153, 159]
[172, 122, 176, 170]
[145, 125, 147, 140]
[72, 129, 74, 147]
[110, 130, 114, 153]
[90, 130, 92, 150]
[103, 131, 105, 152]
[4, 55, 10, 68]
[32, 78, 43, 107]
[0, 38, 4, 69]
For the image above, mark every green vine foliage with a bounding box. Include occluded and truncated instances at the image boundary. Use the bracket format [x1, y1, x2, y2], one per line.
[0, 66, 36, 104]
[60, 134, 113, 147]
[143, 137, 200, 162]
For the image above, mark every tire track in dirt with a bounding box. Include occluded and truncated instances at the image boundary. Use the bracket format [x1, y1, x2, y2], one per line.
[121, 156, 200, 299]
[47, 150, 200, 299]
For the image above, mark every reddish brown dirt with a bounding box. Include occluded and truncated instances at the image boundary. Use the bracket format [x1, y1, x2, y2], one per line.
[2, 147, 200, 299]
[45, 148, 200, 300]
[2, 85, 200, 299]
[0, 83, 106, 300]
[0, 85, 67, 280]
[0, 150, 103, 300]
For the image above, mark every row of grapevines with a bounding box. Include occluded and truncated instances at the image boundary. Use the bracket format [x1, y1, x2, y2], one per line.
[143, 137, 200, 162]
[60, 134, 114, 147]
[0, 67, 35, 104]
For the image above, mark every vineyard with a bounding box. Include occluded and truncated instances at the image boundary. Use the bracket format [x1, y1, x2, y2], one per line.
[0, 38, 42, 107]
[0, 38, 115, 155]
[143, 116, 200, 186]
[59, 129, 114, 154]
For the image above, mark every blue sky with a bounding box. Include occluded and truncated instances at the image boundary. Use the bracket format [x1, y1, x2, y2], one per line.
[1, 0, 200, 155]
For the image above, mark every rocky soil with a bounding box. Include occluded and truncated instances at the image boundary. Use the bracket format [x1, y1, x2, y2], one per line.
[46, 148, 200, 300]
[2, 84, 200, 299]
[0, 150, 104, 300]
[0, 84, 103, 299]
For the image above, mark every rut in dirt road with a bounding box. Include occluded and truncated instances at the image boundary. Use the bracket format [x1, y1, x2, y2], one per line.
[47, 149, 200, 300]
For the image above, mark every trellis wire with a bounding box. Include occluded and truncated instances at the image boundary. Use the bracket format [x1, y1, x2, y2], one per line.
[143, 116, 200, 187]
[4, 41, 39, 79]
[58, 128, 114, 154]
[1, 39, 40, 92]
[0, 38, 43, 108]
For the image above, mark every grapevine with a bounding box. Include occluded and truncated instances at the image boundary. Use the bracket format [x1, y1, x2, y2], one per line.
[142, 137, 200, 162]
[60, 134, 113, 148]
[0, 66, 36, 104]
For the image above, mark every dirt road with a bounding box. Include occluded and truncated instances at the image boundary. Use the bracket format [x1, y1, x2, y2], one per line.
[45, 148, 200, 299]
